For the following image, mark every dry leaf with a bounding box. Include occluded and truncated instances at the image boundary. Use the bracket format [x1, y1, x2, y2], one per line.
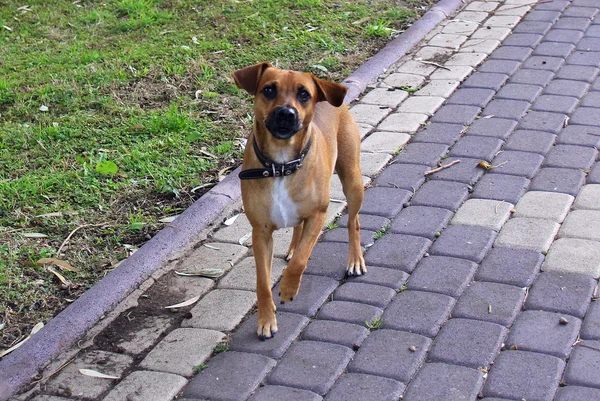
[35, 212, 63, 218]
[218, 166, 235, 181]
[164, 295, 201, 309]
[79, 369, 120, 380]
[238, 232, 252, 245]
[47, 266, 71, 286]
[37, 257, 80, 273]
[223, 214, 240, 226]
[159, 215, 179, 223]
[0, 322, 43, 358]
[175, 268, 224, 278]
[21, 232, 48, 238]
[203, 244, 220, 250]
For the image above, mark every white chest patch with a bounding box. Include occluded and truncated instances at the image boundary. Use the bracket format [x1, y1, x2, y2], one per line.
[271, 178, 299, 229]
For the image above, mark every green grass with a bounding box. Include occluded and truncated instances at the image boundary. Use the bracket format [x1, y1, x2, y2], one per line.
[0, 0, 431, 349]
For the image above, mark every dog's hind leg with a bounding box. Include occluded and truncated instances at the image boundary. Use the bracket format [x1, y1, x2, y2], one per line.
[286, 222, 304, 261]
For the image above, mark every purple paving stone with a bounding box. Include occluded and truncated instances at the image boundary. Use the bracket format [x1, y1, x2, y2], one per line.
[471, 174, 530, 205]
[496, 83, 543, 102]
[578, 38, 600, 52]
[544, 144, 598, 169]
[321, 227, 374, 247]
[581, 300, 600, 340]
[482, 99, 530, 120]
[544, 79, 590, 97]
[589, 162, 600, 183]
[525, 272, 596, 318]
[337, 213, 390, 232]
[382, 291, 455, 337]
[402, 363, 484, 401]
[545, 29, 584, 44]
[229, 312, 309, 358]
[504, 129, 556, 155]
[348, 265, 408, 290]
[512, 20, 553, 35]
[347, 329, 431, 382]
[411, 123, 466, 145]
[427, 157, 486, 184]
[267, 341, 353, 395]
[448, 136, 504, 161]
[523, 9, 561, 22]
[476, 247, 544, 287]
[536, 0, 569, 11]
[533, 42, 575, 58]
[563, 340, 600, 388]
[389, 206, 452, 240]
[555, 65, 599, 82]
[522, 55, 565, 72]
[274, 274, 339, 315]
[505, 310, 581, 359]
[477, 60, 521, 75]
[393, 143, 450, 167]
[429, 225, 496, 263]
[453, 281, 526, 326]
[407, 256, 478, 297]
[409, 181, 471, 211]
[372, 163, 428, 190]
[555, 386, 600, 401]
[558, 125, 600, 147]
[361, 187, 411, 218]
[488, 150, 544, 178]
[589, 24, 600, 37]
[509, 69, 555, 86]
[430, 105, 481, 126]
[564, 6, 599, 18]
[364, 233, 431, 273]
[529, 167, 586, 196]
[333, 282, 395, 308]
[502, 33, 543, 48]
[489, 46, 533, 62]
[482, 350, 565, 401]
[183, 351, 276, 401]
[462, 72, 509, 91]
[428, 319, 507, 369]
[317, 301, 383, 326]
[518, 111, 568, 134]
[324, 373, 405, 401]
[248, 386, 322, 401]
[554, 17, 592, 31]
[305, 242, 350, 279]
[302, 320, 369, 349]
[467, 118, 518, 140]
[570, 106, 600, 126]
[567, 50, 600, 66]
[581, 91, 600, 107]
[446, 88, 495, 108]
[532, 95, 579, 114]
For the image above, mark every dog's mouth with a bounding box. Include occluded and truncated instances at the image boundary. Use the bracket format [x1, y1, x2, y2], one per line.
[265, 106, 302, 140]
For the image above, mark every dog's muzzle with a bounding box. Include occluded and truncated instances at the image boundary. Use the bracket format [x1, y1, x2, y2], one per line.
[265, 106, 301, 140]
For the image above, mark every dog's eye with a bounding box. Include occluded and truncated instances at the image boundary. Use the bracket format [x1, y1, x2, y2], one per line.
[262, 85, 276, 100]
[298, 89, 311, 103]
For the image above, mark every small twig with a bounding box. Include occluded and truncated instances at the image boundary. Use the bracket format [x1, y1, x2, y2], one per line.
[57, 223, 106, 255]
[586, 132, 600, 137]
[418, 60, 451, 71]
[424, 160, 461, 175]
[576, 342, 600, 352]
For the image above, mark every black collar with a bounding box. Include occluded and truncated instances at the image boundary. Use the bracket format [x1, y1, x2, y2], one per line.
[239, 135, 312, 180]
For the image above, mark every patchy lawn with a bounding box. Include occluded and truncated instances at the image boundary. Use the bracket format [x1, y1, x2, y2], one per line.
[0, 0, 433, 349]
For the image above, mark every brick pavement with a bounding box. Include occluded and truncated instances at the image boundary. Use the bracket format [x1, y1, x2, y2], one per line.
[19, 0, 600, 400]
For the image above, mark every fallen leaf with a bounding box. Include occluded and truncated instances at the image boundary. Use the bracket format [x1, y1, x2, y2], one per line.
[38, 257, 80, 272]
[21, 232, 48, 238]
[35, 212, 63, 218]
[175, 268, 224, 278]
[79, 369, 120, 380]
[0, 322, 43, 358]
[203, 244, 220, 250]
[39, 105, 48, 112]
[159, 215, 179, 223]
[164, 295, 201, 309]
[238, 232, 252, 245]
[47, 266, 72, 286]
[0, 323, 4, 331]
[223, 214, 240, 226]
[218, 166, 235, 181]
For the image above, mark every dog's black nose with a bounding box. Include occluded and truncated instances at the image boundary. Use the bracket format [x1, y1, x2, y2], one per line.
[277, 107, 297, 123]
[266, 106, 301, 139]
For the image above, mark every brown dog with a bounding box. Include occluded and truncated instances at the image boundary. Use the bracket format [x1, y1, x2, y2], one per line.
[233, 62, 365, 340]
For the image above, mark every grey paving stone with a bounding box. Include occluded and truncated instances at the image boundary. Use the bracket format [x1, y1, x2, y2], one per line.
[321, 227, 375, 247]
[453, 281, 526, 326]
[382, 291, 455, 337]
[482, 350, 565, 401]
[495, 217, 560, 252]
[534, 42, 575, 58]
[333, 282, 395, 308]
[229, 312, 308, 358]
[324, 373, 405, 401]
[389, 206, 452, 240]
[574, 184, 600, 210]
[502, 33, 543, 47]
[393, 142, 449, 167]
[567, 50, 600, 66]
[471, 174, 530, 204]
[506, 310, 581, 359]
[274, 274, 339, 316]
[180, 242, 248, 273]
[402, 363, 484, 401]
[554, 17, 592, 31]
[545, 29, 584, 44]
[524, 9, 561, 22]
[462, 72, 509, 90]
[360, 87, 409, 108]
[104, 371, 188, 401]
[570, 106, 600, 127]
[448, 136, 504, 161]
[509, 69, 555, 86]
[544, 79, 590, 97]
[361, 152, 392, 176]
[489, 150, 544, 178]
[411, 123, 466, 145]
[581, 91, 600, 107]
[302, 320, 369, 349]
[267, 341, 353, 395]
[476, 247, 543, 287]
[347, 329, 431, 382]
[489, 45, 533, 61]
[482, 99, 531, 120]
[429, 104, 482, 125]
[115, 315, 174, 355]
[559, 210, 600, 241]
[446, 88, 495, 108]
[512, 20, 553, 35]
[29, 397, 71, 401]
[542, 237, 600, 278]
[407, 256, 478, 297]
[372, 163, 428, 191]
[364, 233, 432, 273]
[496, 83, 543, 102]
[581, 300, 600, 340]
[532, 95, 579, 114]
[525, 271, 596, 318]
[409, 180, 471, 211]
[564, 6, 599, 18]
[427, 157, 486, 184]
[563, 340, 600, 388]
[219, 257, 286, 291]
[348, 265, 408, 290]
[555, 64, 599, 82]
[522, 55, 565, 72]
[504, 130, 556, 154]
[529, 167, 586, 196]
[513, 191, 574, 223]
[337, 214, 389, 232]
[305, 242, 351, 279]
[318, 301, 383, 326]
[557, 124, 600, 147]
[248, 386, 322, 401]
[544, 144, 598, 170]
[467, 117, 518, 139]
[451, 199, 513, 231]
[350, 104, 391, 126]
[429, 225, 496, 263]
[183, 289, 256, 332]
[428, 318, 507, 369]
[360, 187, 411, 218]
[555, 386, 600, 401]
[518, 111, 568, 134]
[477, 59, 521, 75]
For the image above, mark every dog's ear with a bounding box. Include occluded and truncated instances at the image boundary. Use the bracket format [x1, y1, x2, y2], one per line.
[233, 62, 272, 95]
[311, 75, 348, 107]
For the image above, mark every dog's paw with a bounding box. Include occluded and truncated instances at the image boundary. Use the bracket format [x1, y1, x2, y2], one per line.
[257, 316, 278, 341]
[279, 272, 301, 303]
[346, 255, 367, 276]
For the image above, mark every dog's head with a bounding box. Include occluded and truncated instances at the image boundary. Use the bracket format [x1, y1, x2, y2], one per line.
[233, 62, 347, 140]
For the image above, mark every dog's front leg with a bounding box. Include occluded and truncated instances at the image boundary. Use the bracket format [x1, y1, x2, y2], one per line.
[252, 226, 277, 340]
[279, 211, 327, 303]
